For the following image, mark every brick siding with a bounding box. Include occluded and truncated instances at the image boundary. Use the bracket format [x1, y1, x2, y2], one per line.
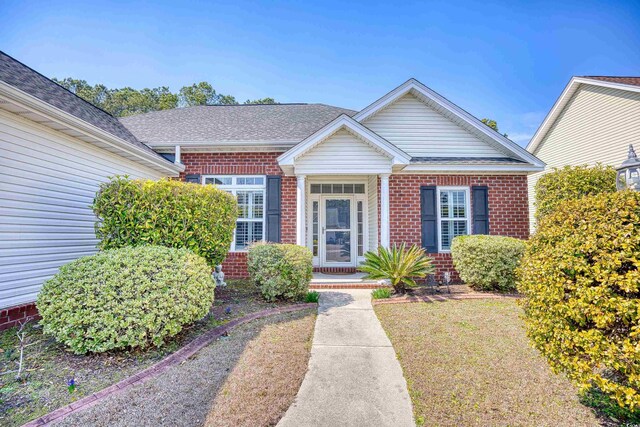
[0, 303, 40, 331]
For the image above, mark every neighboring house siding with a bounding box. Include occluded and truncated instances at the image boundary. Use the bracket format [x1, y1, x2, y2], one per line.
[294, 129, 392, 175]
[178, 152, 297, 278]
[0, 110, 166, 311]
[363, 93, 507, 158]
[528, 85, 640, 230]
[389, 174, 529, 280]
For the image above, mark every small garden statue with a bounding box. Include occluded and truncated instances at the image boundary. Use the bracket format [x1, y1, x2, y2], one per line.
[212, 265, 227, 287]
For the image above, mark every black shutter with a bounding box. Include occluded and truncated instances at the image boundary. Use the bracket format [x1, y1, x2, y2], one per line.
[265, 175, 282, 243]
[420, 186, 438, 253]
[185, 174, 201, 184]
[472, 186, 489, 235]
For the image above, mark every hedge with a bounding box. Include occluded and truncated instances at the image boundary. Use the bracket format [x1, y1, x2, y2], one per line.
[92, 176, 238, 267]
[37, 245, 215, 354]
[247, 243, 313, 302]
[451, 235, 525, 292]
[534, 164, 616, 222]
[518, 191, 640, 410]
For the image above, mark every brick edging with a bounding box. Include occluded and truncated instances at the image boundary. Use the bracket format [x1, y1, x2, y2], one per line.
[22, 303, 317, 427]
[372, 293, 520, 305]
[310, 283, 388, 289]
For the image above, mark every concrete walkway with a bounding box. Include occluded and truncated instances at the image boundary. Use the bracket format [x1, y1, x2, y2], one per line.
[278, 289, 414, 427]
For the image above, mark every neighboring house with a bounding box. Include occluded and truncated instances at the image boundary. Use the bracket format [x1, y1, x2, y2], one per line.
[0, 51, 544, 329]
[526, 76, 640, 230]
[122, 79, 543, 278]
[0, 52, 183, 329]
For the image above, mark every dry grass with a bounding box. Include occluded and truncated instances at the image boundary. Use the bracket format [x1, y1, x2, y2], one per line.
[375, 300, 601, 427]
[204, 310, 316, 427]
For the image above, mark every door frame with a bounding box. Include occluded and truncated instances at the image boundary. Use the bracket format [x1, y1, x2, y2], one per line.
[320, 196, 355, 267]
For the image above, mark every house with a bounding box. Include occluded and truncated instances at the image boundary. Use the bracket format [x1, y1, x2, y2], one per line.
[0, 50, 544, 329]
[0, 52, 183, 329]
[526, 76, 640, 230]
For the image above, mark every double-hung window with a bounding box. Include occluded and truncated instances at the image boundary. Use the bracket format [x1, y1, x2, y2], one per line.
[437, 187, 470, 251]
[203, 175, 265, 251]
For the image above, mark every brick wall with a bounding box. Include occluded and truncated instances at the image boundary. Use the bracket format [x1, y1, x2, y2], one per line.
[388, 174, 529, 281]
[0, 303, 40, 331]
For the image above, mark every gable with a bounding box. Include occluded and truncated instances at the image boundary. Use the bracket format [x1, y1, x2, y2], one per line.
[294, 128, 392, 175]
[363, 93, 507, 158]
[535, 84, 640, 168]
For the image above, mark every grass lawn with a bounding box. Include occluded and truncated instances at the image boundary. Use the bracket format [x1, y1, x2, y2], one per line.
[375, 299, 601, 427]
[0, 280, 299, 427]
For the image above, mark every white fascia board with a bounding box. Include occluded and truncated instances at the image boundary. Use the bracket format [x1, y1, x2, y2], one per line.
[400, 163, 544, 173]
[526, 77, 640, 154]
[277, 114, 411, 166]
[0, 82, 183, 175]
[354, 78, 545, 168]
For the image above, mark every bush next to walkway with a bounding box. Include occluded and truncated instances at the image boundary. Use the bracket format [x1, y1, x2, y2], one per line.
[92, 176, 238, 267]
[247, 243, 313, 302]
[534, 164, 616, 222]
[518, 191, 640, 411]
[451, 235, 525, 292]
[37, 245, 215, 354]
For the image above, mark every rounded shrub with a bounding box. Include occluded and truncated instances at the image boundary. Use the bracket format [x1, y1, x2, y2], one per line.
[37, 245, 215, 354]
[534, 164, 616, 222]
[92, 176, 238, 267]
[451, 235, 525, 292]
[247, 243, 313, 302]
[518, 191, 640, 410]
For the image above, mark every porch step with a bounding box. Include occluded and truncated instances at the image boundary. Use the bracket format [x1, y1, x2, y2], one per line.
[310, 282, 389, 289]
[310, 272, 389, 289]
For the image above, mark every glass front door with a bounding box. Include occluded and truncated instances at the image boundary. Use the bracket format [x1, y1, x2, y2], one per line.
[323, 198, 352, 265]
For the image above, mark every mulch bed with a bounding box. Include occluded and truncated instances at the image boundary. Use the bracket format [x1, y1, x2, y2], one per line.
[372, 284, 520, 305]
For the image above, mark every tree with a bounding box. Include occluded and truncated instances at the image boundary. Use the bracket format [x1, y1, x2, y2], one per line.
[244, 97, 277, 105]
[481, 118, 508, 138]
[178, 82, 239, 106]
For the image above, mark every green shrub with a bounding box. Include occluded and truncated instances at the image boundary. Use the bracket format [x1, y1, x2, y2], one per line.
[247, 243, 313, 302]
[371, 288, 392, 299]
[304, 291, 320, 303]
[518, 191, 640, 410]
[92, 176, 238, 267]
[451, 235, 526, 292]
[534, 164, 616, 222]
[37, 245, 215, 354]
[359, 244, 434, 293]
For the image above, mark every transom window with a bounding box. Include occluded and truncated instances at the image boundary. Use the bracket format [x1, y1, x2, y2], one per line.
[437, 188, 470, 251]
[203, 175, 265, 251]
[310, 183, 365, 194]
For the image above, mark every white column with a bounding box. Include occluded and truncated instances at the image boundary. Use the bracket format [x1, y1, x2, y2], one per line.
[174, 145, 181, 164]
[296, 175, 306, 246]
[380, 174, 390, 248]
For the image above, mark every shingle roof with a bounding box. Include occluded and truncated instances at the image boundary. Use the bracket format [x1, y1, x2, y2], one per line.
[0, 51, 161, 157]
[410, 157, 526, 165]
[119, 103, 357, 144]
[582, 76, 640, 87]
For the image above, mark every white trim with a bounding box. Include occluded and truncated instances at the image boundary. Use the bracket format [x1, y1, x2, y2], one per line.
[202, 174, 266, 252]
[0, 82, 183, 175]
[380, 174, 390, 248]
[174, 144, 181, 164]
[400, 163, 544, 173]
[277, 114, 411, 167]
[527, 77, 640, 154]
[436, 186, 471, 253]
[353, 78, 544, 168]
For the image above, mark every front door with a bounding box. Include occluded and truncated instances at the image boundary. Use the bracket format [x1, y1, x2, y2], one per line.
[322, 198, 354, 266]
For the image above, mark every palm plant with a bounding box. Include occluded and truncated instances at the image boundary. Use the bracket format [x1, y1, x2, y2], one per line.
[359, 244, 435, 294]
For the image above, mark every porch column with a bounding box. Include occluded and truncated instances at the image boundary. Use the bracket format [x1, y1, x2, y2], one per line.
[296, 175, 306, 246]
[380, 174, 390, 248]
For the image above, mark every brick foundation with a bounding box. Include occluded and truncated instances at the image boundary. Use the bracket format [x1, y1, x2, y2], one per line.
[0, 303, 40, 331]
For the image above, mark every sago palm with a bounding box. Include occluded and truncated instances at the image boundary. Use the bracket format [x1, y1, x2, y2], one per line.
[359, 243, 435, 293]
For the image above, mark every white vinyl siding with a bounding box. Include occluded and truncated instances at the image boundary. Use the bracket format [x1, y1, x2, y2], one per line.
[295, 129, 392, 175]
[0, 110, 165, 309]
[364, 93, 506, 158]
[528, 84, 640, 230]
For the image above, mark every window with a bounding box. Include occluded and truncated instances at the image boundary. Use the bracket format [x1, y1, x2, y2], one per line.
[203, 175, 265, 251]
[437, 188, 470, 251]
[309, 183, 365, 194]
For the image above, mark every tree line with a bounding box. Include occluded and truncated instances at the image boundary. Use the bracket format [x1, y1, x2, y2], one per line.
[53, 78, 277, 117]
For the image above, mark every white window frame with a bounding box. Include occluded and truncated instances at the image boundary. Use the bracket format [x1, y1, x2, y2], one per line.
[436, 186, 471, 253]
[202, 175, 266, 252]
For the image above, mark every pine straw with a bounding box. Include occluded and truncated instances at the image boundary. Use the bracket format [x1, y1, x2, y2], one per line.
[204, 310, 316, 427]
[375, 300, 600, 427]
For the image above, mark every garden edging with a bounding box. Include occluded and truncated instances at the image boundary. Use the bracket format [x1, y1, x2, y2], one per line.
[372, 293, 519, 305]
[21, 303, 317, 427]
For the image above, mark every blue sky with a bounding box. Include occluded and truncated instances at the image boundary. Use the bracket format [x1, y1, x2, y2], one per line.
[1, 0, 639, 146]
